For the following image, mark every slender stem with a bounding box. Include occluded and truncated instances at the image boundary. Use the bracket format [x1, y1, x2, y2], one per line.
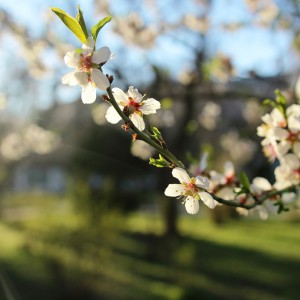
[106, 87, 185, 169]
[210, 185, 297, 209]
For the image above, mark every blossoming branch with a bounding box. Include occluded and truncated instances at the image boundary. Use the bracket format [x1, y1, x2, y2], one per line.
[52, 6, 299, 219]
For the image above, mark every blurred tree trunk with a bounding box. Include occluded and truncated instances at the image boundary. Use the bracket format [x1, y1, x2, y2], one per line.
[161, 196, 179, 237]
[153, 51, 205, 237]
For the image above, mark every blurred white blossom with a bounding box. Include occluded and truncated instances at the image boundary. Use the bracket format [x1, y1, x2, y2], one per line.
[113, 12, 157, 48]
[256, 3, 279, 27]
[0, 133, 28, 161]
[198, 101, 221, 130]
[1, 124, 59, 161]
[131, 140, 155, 160]
[0, 93, 7, 110]
[183, 15, 209, 33]
[24, 124, 60, 154]
[242, 99, 262, 124]
[92, 103, 110, 125]
[220, 130, 257, 165]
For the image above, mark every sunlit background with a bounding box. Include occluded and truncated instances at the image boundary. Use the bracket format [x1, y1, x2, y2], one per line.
[1, 0, 300, 299]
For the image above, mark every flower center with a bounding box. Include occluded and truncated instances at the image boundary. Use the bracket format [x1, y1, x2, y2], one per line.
[127, 97, 141, 113]
[80, 54, 93, 72]
[183, 178, 199, 197]
[263, 144, 276, 162]
[287, 131, 298, 143]
[225, 174, 234, 185]
[277, 120, 287, 128]
[293, 168, 300, 178]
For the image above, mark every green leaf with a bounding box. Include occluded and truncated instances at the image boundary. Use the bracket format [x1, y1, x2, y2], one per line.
[76, 5, 88, 38]
[91, 16, 112, 41]
[274, 201, 290, 214]
[51, 7, 87, 44]
[238, 172, 250, 192]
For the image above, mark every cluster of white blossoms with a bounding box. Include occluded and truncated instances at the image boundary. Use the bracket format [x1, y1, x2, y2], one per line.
[62, 40, 160, 131]
[1, 124, 60, 161]
[257, 104, 300, 189]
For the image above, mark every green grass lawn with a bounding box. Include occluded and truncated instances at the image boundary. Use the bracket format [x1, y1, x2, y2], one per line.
[0, 201, 300, 300]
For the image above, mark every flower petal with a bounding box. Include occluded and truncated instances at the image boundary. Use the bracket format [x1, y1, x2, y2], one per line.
[272, 127, 289, 140]
[130, 113, 145, 131]
[91, 69, 110, 90]
[283, 153, 300, 169]
[128, 86, 143, 102]
[251, 177, 272, 194]
[257, 206, 268, 220]
[224, 161, 235, 177]
[105, 106, 122, 124]
[62, 71, 78, 86]
[64, 51, 81, 68]
[195, 176, 210, 189]
[199, 152, 208, 173]
[81, 82, 96, 104]
[164, 184, 184, 197]
[112, 88, 129, 104]
[92, 47, 111, 64]
[282, 192, 296, 203]
[275, 141, 290, 157]
[74, 71, 89, 86]
[199, 191, 216, 209]
[185, 196, 199, 214]
[293, 141, 300, 158]
[82, 37, 95, 52]
[172, 168, 190, 184]
[140, 98, 161, 115]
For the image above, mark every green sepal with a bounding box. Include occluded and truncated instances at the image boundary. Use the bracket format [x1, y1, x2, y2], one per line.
[275, 89, 287, 107]
[76, 5, 89, 39]
[151, 127, 167, 147]
[91, 16, 112, 41]
[262, 99, 277, 108]
[238, 172, 251, 193]
[51, 7, 87, 44]
[149, 154, 171, 168]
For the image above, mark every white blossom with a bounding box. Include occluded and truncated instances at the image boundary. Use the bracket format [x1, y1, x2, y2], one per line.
[62, 37, 111, 104]
[209, 160, 236, 200]
[164, 168, 216, 214]
[274, 154, 300, 187]
[105, 86, 161, 131]
[257, 105, 300, 159]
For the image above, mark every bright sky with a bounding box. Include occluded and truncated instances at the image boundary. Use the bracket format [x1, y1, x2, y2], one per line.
[0, 0, 295, 75]
[0, 0, 298, 111]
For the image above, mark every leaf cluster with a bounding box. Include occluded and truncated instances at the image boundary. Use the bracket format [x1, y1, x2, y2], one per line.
[263, 89, 287, 115]
[51, 6, 111, 44]
[149, 154, 172, 168]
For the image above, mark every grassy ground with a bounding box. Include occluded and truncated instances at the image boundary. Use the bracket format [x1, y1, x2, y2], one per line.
[0, 196, 300, 300]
